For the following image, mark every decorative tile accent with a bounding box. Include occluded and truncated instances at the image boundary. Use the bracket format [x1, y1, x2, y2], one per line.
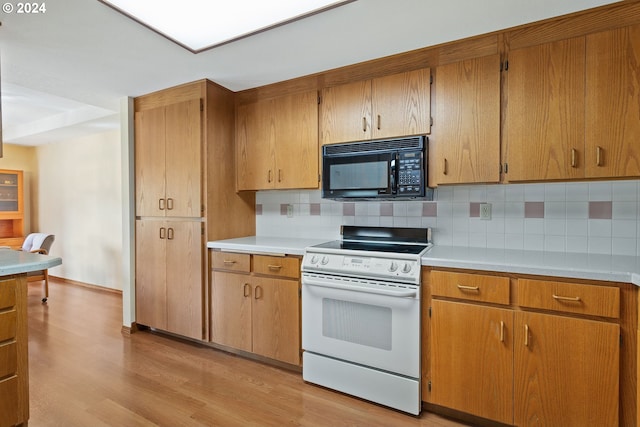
[469, 202, 480, 218]
[422, 202, 437, 217]
[524, 202, 545, 218]
[310, 203, 321, 216]
[380, 203, 393, 216]
[588, 201, 613, 219]
[343, 203, 356, 216]
[280, 204, 289, 216]
[256, 204, 263, 215]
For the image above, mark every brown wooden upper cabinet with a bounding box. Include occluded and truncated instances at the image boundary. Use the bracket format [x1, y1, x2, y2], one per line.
[236, 90, 319, 191]
[585, 23, 640, 178]
[504, 37, 586, 182]
[504, 23, 640, 182]
[135, 99, 202, 217]
[320, 68, 431, 145]
[433, 55, 501, 185]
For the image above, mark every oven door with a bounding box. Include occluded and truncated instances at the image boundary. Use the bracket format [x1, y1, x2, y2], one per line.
[301, 273, 420, 378]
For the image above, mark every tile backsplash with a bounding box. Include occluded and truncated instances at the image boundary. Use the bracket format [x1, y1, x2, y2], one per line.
[255, 180, 640, 256]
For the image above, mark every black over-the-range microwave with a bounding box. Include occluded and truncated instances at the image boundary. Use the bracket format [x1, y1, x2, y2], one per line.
[321, 135, 433, 200]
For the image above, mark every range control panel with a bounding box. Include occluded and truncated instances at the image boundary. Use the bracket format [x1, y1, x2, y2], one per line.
[302, 253, 421, 284]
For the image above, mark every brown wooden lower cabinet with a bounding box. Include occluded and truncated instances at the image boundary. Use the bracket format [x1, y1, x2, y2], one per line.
[425, 268, 633, 427]
[210, 250, 301, 366]
[0, 275, 28, 427]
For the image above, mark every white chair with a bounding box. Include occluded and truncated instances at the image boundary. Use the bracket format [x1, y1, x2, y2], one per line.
[21, 233, 55, 303]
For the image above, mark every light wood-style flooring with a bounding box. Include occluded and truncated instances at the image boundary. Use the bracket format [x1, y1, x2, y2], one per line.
[26, 279, 468, 427]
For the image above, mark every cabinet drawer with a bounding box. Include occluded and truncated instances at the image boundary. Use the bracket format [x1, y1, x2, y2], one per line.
[0, 310, 16, 343]
[0, 341, 17, 378]
[253, 255, 300, 279]
[0, 279, 16, 310]
[516, 279, 620, 318]
[431, 270, 510, 305]
[0, 375, 19, 427]
[212, 251, 250, 273]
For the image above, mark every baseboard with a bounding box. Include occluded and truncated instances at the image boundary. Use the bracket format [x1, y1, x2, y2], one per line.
[49, 276, 122, 295]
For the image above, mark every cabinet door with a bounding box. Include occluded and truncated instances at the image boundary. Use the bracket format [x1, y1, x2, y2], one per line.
[320, 80, 372, 145]
[135, 106, 166, 216]
[166, 220, 203, 340]
[430, 299, 513, 425]
[372, 68, 431, 140]
[514, 311, 619, 427]
[211, 271, 252, 352]
[165, 99, 202, 217]
[505, 37, 585, 181]
[135, 220, 167, 330]
[274, 90, 319, 189]
[251, 276, 300, 365]
[585, 24, 640, 178]
[236, 99, 276, 191]
[434, 55, 500, 184]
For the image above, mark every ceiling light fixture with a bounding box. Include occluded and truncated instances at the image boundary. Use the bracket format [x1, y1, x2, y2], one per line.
[99, 0, 355, 53]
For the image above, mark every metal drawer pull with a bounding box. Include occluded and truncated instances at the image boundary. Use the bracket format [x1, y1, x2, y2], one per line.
[167, 198, 174, 210]
[524, 324, 530, 347]
[159, 227, 166, 239]
[243, 283, 251, 297]
[254, 285, 263, 300]
[500, 321, 505, 343]
[223, 260, 237, 265]
[552, 294, 581, 302]
[457, 285, 479, 292]
[268, 264, 283, 270]
[159, 198, 166, 210]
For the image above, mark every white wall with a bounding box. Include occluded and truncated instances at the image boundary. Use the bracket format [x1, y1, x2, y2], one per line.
[256, 179, 640, 256]
[35, 130, 123, 290]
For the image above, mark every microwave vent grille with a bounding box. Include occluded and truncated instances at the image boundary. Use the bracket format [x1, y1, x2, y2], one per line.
[324, 136, 424, 155]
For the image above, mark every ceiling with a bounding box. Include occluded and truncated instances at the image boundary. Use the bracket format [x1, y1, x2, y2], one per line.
[0, 0, 619, 146]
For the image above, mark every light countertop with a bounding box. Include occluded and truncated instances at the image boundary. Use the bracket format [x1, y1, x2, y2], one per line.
[0, 249, 62, 276]
[207, 237, 640, 286]
[207, 236, 328, 256]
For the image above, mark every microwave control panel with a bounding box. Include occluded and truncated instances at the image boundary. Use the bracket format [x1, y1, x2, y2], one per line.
[397, 151, 423, 196]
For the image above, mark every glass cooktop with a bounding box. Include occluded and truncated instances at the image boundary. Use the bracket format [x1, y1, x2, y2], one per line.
[312, 240, 430, 255]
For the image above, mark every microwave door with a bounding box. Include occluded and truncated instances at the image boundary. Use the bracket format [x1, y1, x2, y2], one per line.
[323, 152, 393, 198]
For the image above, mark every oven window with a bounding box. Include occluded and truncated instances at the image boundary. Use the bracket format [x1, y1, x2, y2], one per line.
[322, 298, 392, 350]
[329, 161, 388, 190]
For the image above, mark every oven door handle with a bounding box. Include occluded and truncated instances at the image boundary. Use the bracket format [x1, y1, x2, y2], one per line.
[303, 277, 418, 298]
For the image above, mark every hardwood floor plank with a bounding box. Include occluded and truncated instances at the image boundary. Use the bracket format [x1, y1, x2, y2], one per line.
[26, 279, 468, 427]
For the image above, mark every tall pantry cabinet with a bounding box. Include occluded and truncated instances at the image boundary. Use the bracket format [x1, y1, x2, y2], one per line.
[134, 80, 255, 341]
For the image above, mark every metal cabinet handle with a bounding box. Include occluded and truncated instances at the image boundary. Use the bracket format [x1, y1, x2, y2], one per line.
[362, 117, 367, 132]
[268, 264, 283, 270]
[552, 294, 581, 302]
[268, 170, 273, 183]
[500, 321, 505, 343]
[243, 283, 251, 298]
[377, 114, 381, 130]
[167, 198, 174, 210]
[223, 260, 237, 265]
[254, 285, 263, 300]
[443, 158, 448, 176]
[524, 324, 530, 347]
[571, 148, 577, 168]
[167, 227, 174, 240]
[457, 284, 479, 292]
[159, 198, 166, 210]
[159, 227, 166, 239]
[596, 146, 603, 167]
[278, 169, 282, 183]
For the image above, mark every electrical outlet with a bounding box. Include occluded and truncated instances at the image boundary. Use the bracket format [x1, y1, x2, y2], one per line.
[287, 204, 294, 218]
[480, 203, 492, 220]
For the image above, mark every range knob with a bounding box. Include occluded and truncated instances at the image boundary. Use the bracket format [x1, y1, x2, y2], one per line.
[310, 255, 319, 264]
[321, 256, 330, 265]
[388, 261, 399, 272]
[401, 262, 412, 274]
